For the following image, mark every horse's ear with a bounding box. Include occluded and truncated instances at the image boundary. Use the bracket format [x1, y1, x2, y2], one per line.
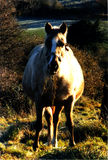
[60, 22, 68, 35]
[45, 22, 52, 34]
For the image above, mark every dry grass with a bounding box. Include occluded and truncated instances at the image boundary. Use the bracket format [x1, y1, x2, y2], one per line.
[0, 96, 107, 159]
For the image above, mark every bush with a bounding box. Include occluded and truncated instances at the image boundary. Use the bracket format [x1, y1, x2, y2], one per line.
[67, 20, 105, 49]
[0, 0, 20, 55]
[0, 0, 28, 114]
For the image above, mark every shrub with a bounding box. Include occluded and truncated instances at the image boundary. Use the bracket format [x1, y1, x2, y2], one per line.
[0, 0, 20, 55]
[67, 20, 105, 49]
[0, 0, 28, 114]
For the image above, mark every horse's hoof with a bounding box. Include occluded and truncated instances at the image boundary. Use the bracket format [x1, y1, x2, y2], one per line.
[73, 142, 76, 146]
[48, 144, 53, 149]
[33, 143, 38, 152]
[69, 141, 76, 147]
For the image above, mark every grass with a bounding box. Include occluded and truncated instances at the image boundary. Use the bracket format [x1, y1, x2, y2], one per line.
[0, 96, 107, 159]
[22, 28, 45, 39]
[0, 20, 108, 159]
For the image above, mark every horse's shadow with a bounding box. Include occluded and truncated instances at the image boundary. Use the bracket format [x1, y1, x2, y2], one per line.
[0, 120, 48, 145]
[0, 119, 107, 146]
[39, 147, 84, 159]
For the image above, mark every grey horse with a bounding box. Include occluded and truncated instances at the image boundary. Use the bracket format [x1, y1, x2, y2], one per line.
[22, 22, 84, 151]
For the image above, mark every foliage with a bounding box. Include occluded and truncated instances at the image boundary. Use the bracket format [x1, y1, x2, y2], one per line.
[0, 1, 43, 113]
[0, 0, 20, 55]
[14, 0, 39, 16]
[0, 28, 45, 114]
[13, 0, 107, 18]
[13, 0, 106, 17]
[67, 20, 106, 49]
[14, 0, 62, 16]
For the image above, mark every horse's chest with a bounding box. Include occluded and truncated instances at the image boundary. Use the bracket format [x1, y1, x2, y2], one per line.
[55, 77, 70, 100]
[41, 77, 70, 105]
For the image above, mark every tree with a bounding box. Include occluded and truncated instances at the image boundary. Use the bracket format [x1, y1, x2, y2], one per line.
[0, 0, 20, 55]
[100, 69, 108, 122]
[96, 0, 107, 7]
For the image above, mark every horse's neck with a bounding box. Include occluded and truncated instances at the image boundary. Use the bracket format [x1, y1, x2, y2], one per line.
[42, 46, 49, 57]
[39, 45, 48, 63]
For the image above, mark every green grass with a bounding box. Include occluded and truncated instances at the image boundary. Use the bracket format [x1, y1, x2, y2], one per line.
[22, 28, 45, 39]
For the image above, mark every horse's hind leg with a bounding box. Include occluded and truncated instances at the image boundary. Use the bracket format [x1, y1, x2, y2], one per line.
[52, 106, 64, 147]
[44, 107, 53, 146]
[64, 96, 76, 146]
[33, 101, 43, 151]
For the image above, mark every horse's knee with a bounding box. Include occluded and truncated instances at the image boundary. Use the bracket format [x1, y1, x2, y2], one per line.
[35, 114, 43, 132]
[44, 107, 53, 124]
[35, 120, 42, 131]
[65, 113, 75, 146]
[33, 119, 43, 151]
[66, 117, 74, 128]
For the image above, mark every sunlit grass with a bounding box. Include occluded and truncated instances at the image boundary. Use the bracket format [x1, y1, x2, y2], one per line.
[22, 28, 45, 39]
[0, 97, 107, 159]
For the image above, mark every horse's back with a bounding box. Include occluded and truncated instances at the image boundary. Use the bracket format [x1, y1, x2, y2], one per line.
[22, 44, 44, 99]
[29, 44, 44, 57]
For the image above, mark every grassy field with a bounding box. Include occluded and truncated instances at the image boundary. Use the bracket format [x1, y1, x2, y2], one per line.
[0, 21, 108, 159]
[0, 96, 107, 159]
[23, 28, 45, 39]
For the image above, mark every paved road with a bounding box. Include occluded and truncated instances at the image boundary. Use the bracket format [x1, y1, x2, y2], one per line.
[18, 17, 79, 30]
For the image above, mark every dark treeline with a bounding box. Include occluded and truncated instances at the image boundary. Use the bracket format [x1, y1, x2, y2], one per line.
[13, 0, 107, 19]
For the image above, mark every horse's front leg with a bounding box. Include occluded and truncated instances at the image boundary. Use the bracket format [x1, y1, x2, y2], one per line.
[33, 100, 43, 151]
[44, 107, 53, 147]
[64, 96, 76, 146]
[52, 106, 64, 147]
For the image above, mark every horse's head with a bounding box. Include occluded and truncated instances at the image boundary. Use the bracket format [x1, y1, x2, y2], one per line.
[45, 22, 68, 75]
